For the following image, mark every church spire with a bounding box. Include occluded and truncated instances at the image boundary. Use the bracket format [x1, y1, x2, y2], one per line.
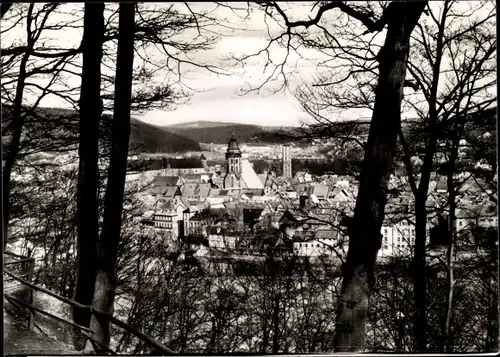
[226, 130, 240, 155]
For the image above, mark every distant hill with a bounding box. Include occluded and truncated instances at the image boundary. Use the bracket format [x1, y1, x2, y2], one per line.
[2, 106, 201, 154]
[128, 119, 200, 153]
[164, 121, 300, 144]
[166, 121, 289, 131]
[166, 121, 244, 129]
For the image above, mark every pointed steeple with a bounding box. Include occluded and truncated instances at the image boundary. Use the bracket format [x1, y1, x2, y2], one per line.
[225, 130, 242, 172]
[226, 130, 241, 155]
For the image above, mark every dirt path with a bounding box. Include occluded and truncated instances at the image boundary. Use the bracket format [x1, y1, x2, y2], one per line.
[4, 299, 78, 355]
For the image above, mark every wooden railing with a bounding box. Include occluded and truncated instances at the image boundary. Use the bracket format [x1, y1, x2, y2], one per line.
[4, 252, 176, 355]
[4, 251, 36, 330]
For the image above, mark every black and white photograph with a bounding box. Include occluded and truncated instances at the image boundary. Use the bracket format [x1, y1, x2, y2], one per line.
[2, 1, 498, 355]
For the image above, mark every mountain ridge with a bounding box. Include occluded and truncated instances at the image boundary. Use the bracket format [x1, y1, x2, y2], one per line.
[1, 106, 201, 154]
[164, 120, 290, 131]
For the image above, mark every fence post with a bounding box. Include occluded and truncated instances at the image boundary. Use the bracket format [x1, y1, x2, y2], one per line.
[27, 258, 35, 331]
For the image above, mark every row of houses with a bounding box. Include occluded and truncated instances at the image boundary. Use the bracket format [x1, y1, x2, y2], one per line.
[134, 143, 495, 258]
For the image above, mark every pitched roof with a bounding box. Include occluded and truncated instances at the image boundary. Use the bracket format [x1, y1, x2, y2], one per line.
[164, 186, 181, 197]
[240, 159, 264, 189]
[182, 183, 211, 197]
[155, 198, 175, 213]
[456, 208, 474, 219]
[149, 185, 181, 197]
[312, 184, 329, 199]
[258, 174, 269, 186]
[152, 176, 180, 186]
[183, 173, 208, 182]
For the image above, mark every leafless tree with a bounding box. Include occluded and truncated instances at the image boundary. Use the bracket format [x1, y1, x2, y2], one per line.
[85, 3, 136, 351]
[71, 3, 105, 347]
[397, 2, 495, 350]
[227, 1, 428, 351]
[280, 0, 494, 351]
[1, 2, 228, 249]
[1, 3, 80, 246]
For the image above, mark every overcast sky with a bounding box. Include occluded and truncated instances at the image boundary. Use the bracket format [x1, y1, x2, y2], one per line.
[2, 2, 495, 127]
[2, 2, 324, 127]
[137, 2, 327, 127]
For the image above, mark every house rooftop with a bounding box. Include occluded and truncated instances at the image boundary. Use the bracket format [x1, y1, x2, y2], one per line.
[152, 175, 180, 187]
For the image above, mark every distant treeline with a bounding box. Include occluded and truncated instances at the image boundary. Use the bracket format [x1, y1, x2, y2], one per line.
[127, 158, 206, 171]
[128, 157, 362, 176]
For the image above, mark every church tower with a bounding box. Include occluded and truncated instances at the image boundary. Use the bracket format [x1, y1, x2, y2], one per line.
[223, 131, 242, 188]
[282, 144, 292, 178]
[200, 153, 208, 171]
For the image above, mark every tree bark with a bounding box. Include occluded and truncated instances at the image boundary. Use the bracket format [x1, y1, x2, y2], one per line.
[412, 132, 439, 351]
[86, 2, 135, 351]
[411, 10, 447, 349]
[412, 194, 428, 351]
[72, 4, 104, 341]
[412, 131, 439, 352]
[440, 114, 465, 352]
[334, 1, 427, 352]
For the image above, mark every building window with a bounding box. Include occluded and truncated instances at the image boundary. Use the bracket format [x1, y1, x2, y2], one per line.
[384, 244, 388, 250]
[397, 237, 401, 242]
[384, 237, 388, 242]
[384, 228, 388, 234]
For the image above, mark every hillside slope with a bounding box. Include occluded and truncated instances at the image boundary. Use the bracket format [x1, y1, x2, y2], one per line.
[2, 106, 200, 154]
[166, 122, 297, 144]
[129, 119, 201, 153]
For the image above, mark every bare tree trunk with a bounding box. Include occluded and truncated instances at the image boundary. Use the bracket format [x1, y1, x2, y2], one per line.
[272, 293, 280, 354]
[412, 193, 429, 351]
[86, 2, 135, 351]
[441, 236, 454, 352]
[334, 1, 427, 352]
[2, 4, 34, 247]
[72, 4, 104, 342]
[441, 114, 465, 352]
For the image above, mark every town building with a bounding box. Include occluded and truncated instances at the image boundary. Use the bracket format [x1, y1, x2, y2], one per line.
[223, 132, 264, 190]
[151, 197, 188, 240]
[282, 144, 292, 178]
